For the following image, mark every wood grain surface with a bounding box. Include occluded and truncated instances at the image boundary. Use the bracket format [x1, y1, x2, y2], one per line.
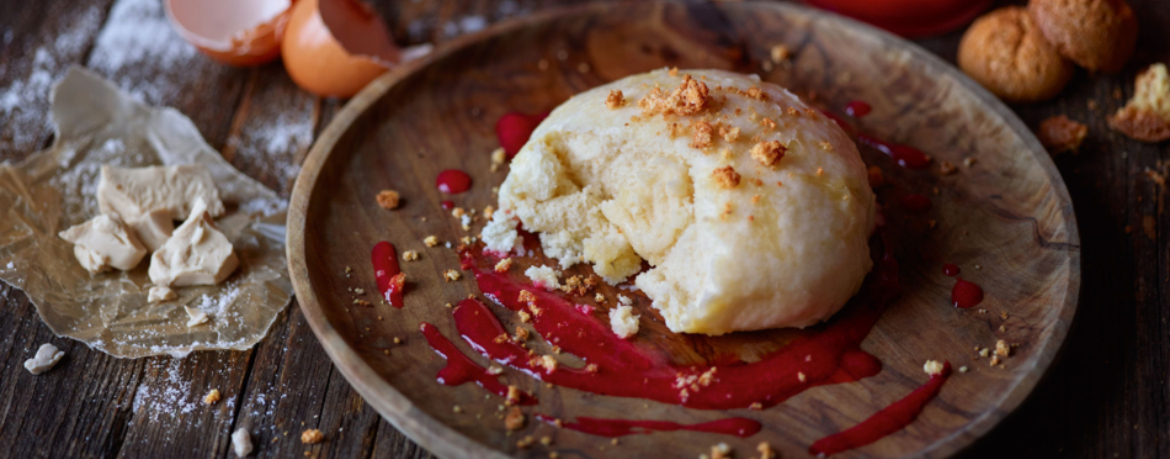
[289, 2, 1076, 458]
[0, 0, 1167, 458]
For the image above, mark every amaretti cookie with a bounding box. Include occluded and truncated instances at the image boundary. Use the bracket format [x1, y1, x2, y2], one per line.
[1028, 0, 1138, 73]
[958, 7, 1074, 103]
[485, 69, 877, 335]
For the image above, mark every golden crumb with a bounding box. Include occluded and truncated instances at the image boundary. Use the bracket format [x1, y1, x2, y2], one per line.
[995, 339, 1011, 357]
[490, 147, 507, 172]
[771, 44, 791, 63]
[758, 441, 777, 459]
[711, 166, 741, 189]
[514, 326, 530, 341]
[452, 207, 465, 218]
[594, 293, 605, 303]
[989, 355, 1000, 366]
[668, 67, 679, 76]
[484, 206, 495, 220]
[746, 86, 767, 100]
[549, 453, 559, 459]
[606, 90, 626, 109]
[518, 290, 537, 303]
[751, 194, 761, 204]
[402, 250, 419, 261]
[585, 363, 599, 373]
[963, 157, 977, 167]
[517, 436, 535, 449]
[443, 270, 462, 282]
[541, 436, 553, 446]
[797, 371, 806, 382]
[638, 74, 711, 116]
[203, 389, 220, 405]
[719, 125, 740, 143]
[518, 310, 532, 323]
[749, 402, 763, 410]
[750, 140, 786, 167]
[940, 161, 957, 175]
[393, 336, 402, 344]
[691, 120, 714, 149]
[300, 429, 324, 444]
[979, 347, 990, 358]
[711, 442, 732, 459]
[505, 407, 526, 430]
[424, 235, 439, 247]
[494, 258, 513, 273]
[761, 117, 776, 131]
[540, 355, 558, 373]
[506, 385, 521, 405]
[375, 190, 400, 209]
[924, 359, 944, 376]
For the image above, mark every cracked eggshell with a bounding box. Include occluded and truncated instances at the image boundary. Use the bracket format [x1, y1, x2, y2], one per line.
[281, 0, 401, 98]
[165, 0, 295, 66]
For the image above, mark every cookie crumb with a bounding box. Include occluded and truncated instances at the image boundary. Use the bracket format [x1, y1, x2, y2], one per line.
[444, 270, 462, 282]
[424, 235, 439, 247]
[402, 250, 419, 261]
[505, 407, 526, 430]
[300, 429, 324, 444]
[375, 190, 401, 209]
[923, 359, 944, 376]
[711, 166, 742, 188]
[940, 161, 957, 175]
[750, 140, 786, 167]
[203, 389, 221, 405]
[606, 90, 626, 109]
[1038, 115, 1088, 154]
[771, 44, 791, 63]
[758, 441, 777, 459]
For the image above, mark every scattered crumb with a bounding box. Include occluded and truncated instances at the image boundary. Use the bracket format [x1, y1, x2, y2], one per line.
[505, 407, 526, 430]
[539, 355, 558, 373]
[750, 140, 786, 167]
[609, 305, 640, 339]
[749, 402, 763, 410]
[300, 429, 324, 444]
[514, 326, 530, 341]
[711, 442, 731, 459]
[959, 366, 969, 373]
[989, 355, 1001, 366]
[484, 205, 495, 219]
[771, 44, 791, 63]
[487, 365, 503, 375]
[542, 436, 553, 446]
[517, 436, 535, 448]
[453, 405, 463, 413]
[452, 207, 465, 218]
[424, 235, 439, 247]
[995, 339, 1012, 357]
[691, 120, 714, 149]
[923, 360, 944, 376]
[594, 293, 605, 303]
[203, 389, 221, 405]
[711, 166, 741, 188]
[963, 157, 977, 167]
[758, 441, 777, 459]
[1038, 115, 1088, 155]
[978, 348, 990, 358]
[518, 310, 532, 323]
[444, 270, 461, 282]
[376, 190, 401, 209]
[506, 385, 522, 405]
[490, 148, 507, 172]
[797, 371, 806, 382]
[606, 89, 625, 109]
[638, 74, 711, 117]
[819, 141, 833, 151]
[393, 336, 402, 344]
[495, 258, 513, 273]
[402, 250, 419, 261]
[940, 161, 957, 175]
[525, 265, 562, 290]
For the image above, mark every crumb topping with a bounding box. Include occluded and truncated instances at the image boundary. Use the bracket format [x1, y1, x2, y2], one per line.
[402, 250, 419, 261]
[505, 406, 525, 430]
[639, 74, 711, 116]
[203, 389, 220, 405]
[750, 141, 786, 167]
[995, 339, 1012, 357]
[443, 270, 461, 282]
[691, 120, 714, 149]
[718, 125, 740, 143]
[300, 429, 324, 444]
[494, 258, 513, 273]
[424, 235, 439, 247]
[712, 166, 741, 188]
[375, 190, 400, 209]
[606, 90, 626, 109]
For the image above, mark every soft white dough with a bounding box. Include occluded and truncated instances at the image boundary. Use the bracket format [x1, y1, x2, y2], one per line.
[495, 69, 876, 335]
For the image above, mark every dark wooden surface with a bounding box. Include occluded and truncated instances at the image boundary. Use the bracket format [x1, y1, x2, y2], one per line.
[0, 0, 1165, 458]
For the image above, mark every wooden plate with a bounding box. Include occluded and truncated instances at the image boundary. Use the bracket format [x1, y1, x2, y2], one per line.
[287, 2, 1080, 457]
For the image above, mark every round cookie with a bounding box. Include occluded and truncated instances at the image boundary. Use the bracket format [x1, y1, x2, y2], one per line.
[1029, 0, 1137, 73]
[958, 7, 1074, 103]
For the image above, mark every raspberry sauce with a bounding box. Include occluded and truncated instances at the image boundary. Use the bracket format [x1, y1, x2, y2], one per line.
[441, 200, 455, 210]
[856, 134, 931, 170]
[496, 112, 548, 158]
[535, 414, 761, 438]
[942, 263, 960, 277]
[845, 100, 872, 118]
[951, 278, 984, 308]
[436, 169, 472, 194]
[809, 361, 952, 456]
[371, 241, 405, 308]
[419, 322, 537, 405]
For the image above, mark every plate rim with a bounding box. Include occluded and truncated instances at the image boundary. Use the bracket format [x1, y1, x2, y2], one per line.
[286, 2, 1082, 458]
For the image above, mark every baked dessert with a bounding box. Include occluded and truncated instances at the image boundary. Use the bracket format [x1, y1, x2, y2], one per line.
[484, 69, 876, 335]
[1028, 0, 1138, 73]
[1109, 63, 1170, 142]
[957, 7, 1074, 103]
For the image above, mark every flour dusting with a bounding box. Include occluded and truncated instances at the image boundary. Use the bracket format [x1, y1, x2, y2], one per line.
[87, 0, 199, 104]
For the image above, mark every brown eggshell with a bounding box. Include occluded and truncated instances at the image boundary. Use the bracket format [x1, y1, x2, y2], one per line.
[281, 0, 401, 98]
[165, 0, 294, 67]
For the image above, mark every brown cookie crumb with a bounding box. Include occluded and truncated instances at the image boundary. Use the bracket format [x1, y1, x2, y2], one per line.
[940, 161, 957, 175]
[300, 429, 324, 444]
[505, 407, 526, 430]
[691, 120, 714, 148]
[375, 190, 401, 209]
[606, 89, 625, 109]
[1038, 115, 1088, 153]
[711, 166, 741, 189]
[203, 389, 220, 405]
[494, 258, 513, 273]
[750, 141, 786, 167]
[639, 74, 711, 116]
[958, 7, 1073, 103]
[1109, 64, 1170, 142]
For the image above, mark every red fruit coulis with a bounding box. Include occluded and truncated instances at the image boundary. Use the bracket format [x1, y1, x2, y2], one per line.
[845, 100, 872, 118]
[436, 169, 472, 194]
[901, 194, 932, 213]
[371, 241, 405, 308]
[856, 134, 931, 170]
[535, 414, 761, 438]
[942, 263, 960, 277]
[496, 112, 548, 158]
[419, 322, 537, 405]
[809, 361, 952, 456]
[440, 200, 455, 210]
[951, 278, 984, 308]
[442, 239, 900, 410]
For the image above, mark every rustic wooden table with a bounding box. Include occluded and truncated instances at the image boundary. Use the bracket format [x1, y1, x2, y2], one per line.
[0, 0, 1166, 457]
